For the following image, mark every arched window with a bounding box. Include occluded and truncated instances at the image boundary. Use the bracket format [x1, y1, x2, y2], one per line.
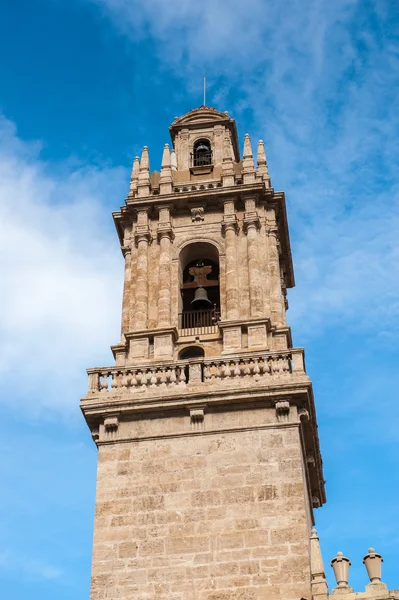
[178, 242, 221, 334]
[178, 346, 205, 360]
[192, 139, 212, 167]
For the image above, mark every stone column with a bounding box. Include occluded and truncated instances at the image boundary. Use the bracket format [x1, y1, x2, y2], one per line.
[244, 199, 263, 318]
[222, 200, 239, 320]
[157, 206, 174, 328]
[134, 210, 151, 330]
[120, 244, 132, 336]
[267, 225, 285, 326]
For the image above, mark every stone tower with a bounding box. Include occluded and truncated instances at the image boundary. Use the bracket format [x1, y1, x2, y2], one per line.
[81, 106, 326, 600]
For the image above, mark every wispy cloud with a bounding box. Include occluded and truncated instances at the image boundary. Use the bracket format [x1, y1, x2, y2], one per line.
[0, 549, 62, 581]
[91, 0, 399, 340]
[0, 115, 125, 414]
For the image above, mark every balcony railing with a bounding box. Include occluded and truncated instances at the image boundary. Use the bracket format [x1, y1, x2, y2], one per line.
[178, 309, 221, 336]
[191, 151, 213, 167]
[85, 349, 306, 396]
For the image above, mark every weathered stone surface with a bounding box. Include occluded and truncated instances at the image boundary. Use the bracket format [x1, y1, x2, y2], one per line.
[83, 106, 327, 600]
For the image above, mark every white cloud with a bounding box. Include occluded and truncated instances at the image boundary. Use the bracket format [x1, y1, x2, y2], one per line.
[0, 116, 126, 415]
[90, 0, 399, 339]
[0, 549, 62, 581]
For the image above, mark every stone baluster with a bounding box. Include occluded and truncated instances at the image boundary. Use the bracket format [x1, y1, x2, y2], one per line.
[244, 198, 263, 318]
[157, 206, 174, 328]
[267, 215, 285, 327]
[134, 209, 151, 330]
[222, 199, 239, 320]
[100, 372, 109, 392]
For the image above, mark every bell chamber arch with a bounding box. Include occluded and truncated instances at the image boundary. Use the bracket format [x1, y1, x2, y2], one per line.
[192, 138, 212, 167]
[178, 242, 221, 334]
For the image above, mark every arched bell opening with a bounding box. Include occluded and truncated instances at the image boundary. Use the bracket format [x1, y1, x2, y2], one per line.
[178, 242, 221, 334]
[192, 138, 212, 167]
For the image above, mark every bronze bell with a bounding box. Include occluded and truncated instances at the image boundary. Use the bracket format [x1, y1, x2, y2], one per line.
[191, 286, 212, 308]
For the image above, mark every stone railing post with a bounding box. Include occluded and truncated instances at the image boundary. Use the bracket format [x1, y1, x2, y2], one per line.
[222, 199, 239, 320]
[244, 198, 263, 318]
[157, 206, 174, 328]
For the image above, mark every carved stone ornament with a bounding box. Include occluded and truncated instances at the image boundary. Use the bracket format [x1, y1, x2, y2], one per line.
[312, 495, 321, 508]
[91, 428, 100, 442]
[191, 207, 204, 222]
[104, 415, 119, 432]
[298, 407, 310, 422]
[275, 400, 290, 421]
[190, 407, 205, 423]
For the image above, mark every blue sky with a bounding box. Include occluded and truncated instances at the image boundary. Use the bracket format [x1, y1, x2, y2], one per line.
[0, 0, 398, 597]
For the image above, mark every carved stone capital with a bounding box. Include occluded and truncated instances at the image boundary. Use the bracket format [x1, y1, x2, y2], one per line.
[157, 222, 174, 242]
[266, 226, 279, 239]
[243, 212, 261, 233]
[121, 245, 132, 258]
[134, 226, 151, 246]
[222, 215, 239, 236]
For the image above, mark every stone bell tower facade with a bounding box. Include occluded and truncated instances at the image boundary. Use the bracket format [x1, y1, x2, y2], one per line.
[81, 106, 326, 600]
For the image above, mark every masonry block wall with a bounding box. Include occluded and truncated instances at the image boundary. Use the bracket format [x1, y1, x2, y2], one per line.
[82, 106, 325, 600]
[91, 412, 311, 600]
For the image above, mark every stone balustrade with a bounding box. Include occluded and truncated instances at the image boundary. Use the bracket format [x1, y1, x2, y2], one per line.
[86, 348, 305, 396]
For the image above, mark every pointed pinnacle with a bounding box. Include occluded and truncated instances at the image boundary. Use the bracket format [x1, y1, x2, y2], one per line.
[170, 148, 177, 171]
[129, 156, 140, 193]
[161, 143, 171, 169]
[243, 133, 253, 159]
[140, 146, 150, 171]
[257, 140, 267, 165]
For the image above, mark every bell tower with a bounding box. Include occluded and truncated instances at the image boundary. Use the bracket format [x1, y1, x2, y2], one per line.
[82, 106, 325, 600]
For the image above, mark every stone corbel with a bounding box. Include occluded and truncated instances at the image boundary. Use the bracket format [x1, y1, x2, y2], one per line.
[298, 407, 310, 422]
[312, 494, 321, 508]
[306, 451, 316, 466]
[189, 405, 206, 430]
[190, 407, 205, 423]
[104, 414, 119, 432]
[91, 428, 99, 443]
[275, 399, 290, 421]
